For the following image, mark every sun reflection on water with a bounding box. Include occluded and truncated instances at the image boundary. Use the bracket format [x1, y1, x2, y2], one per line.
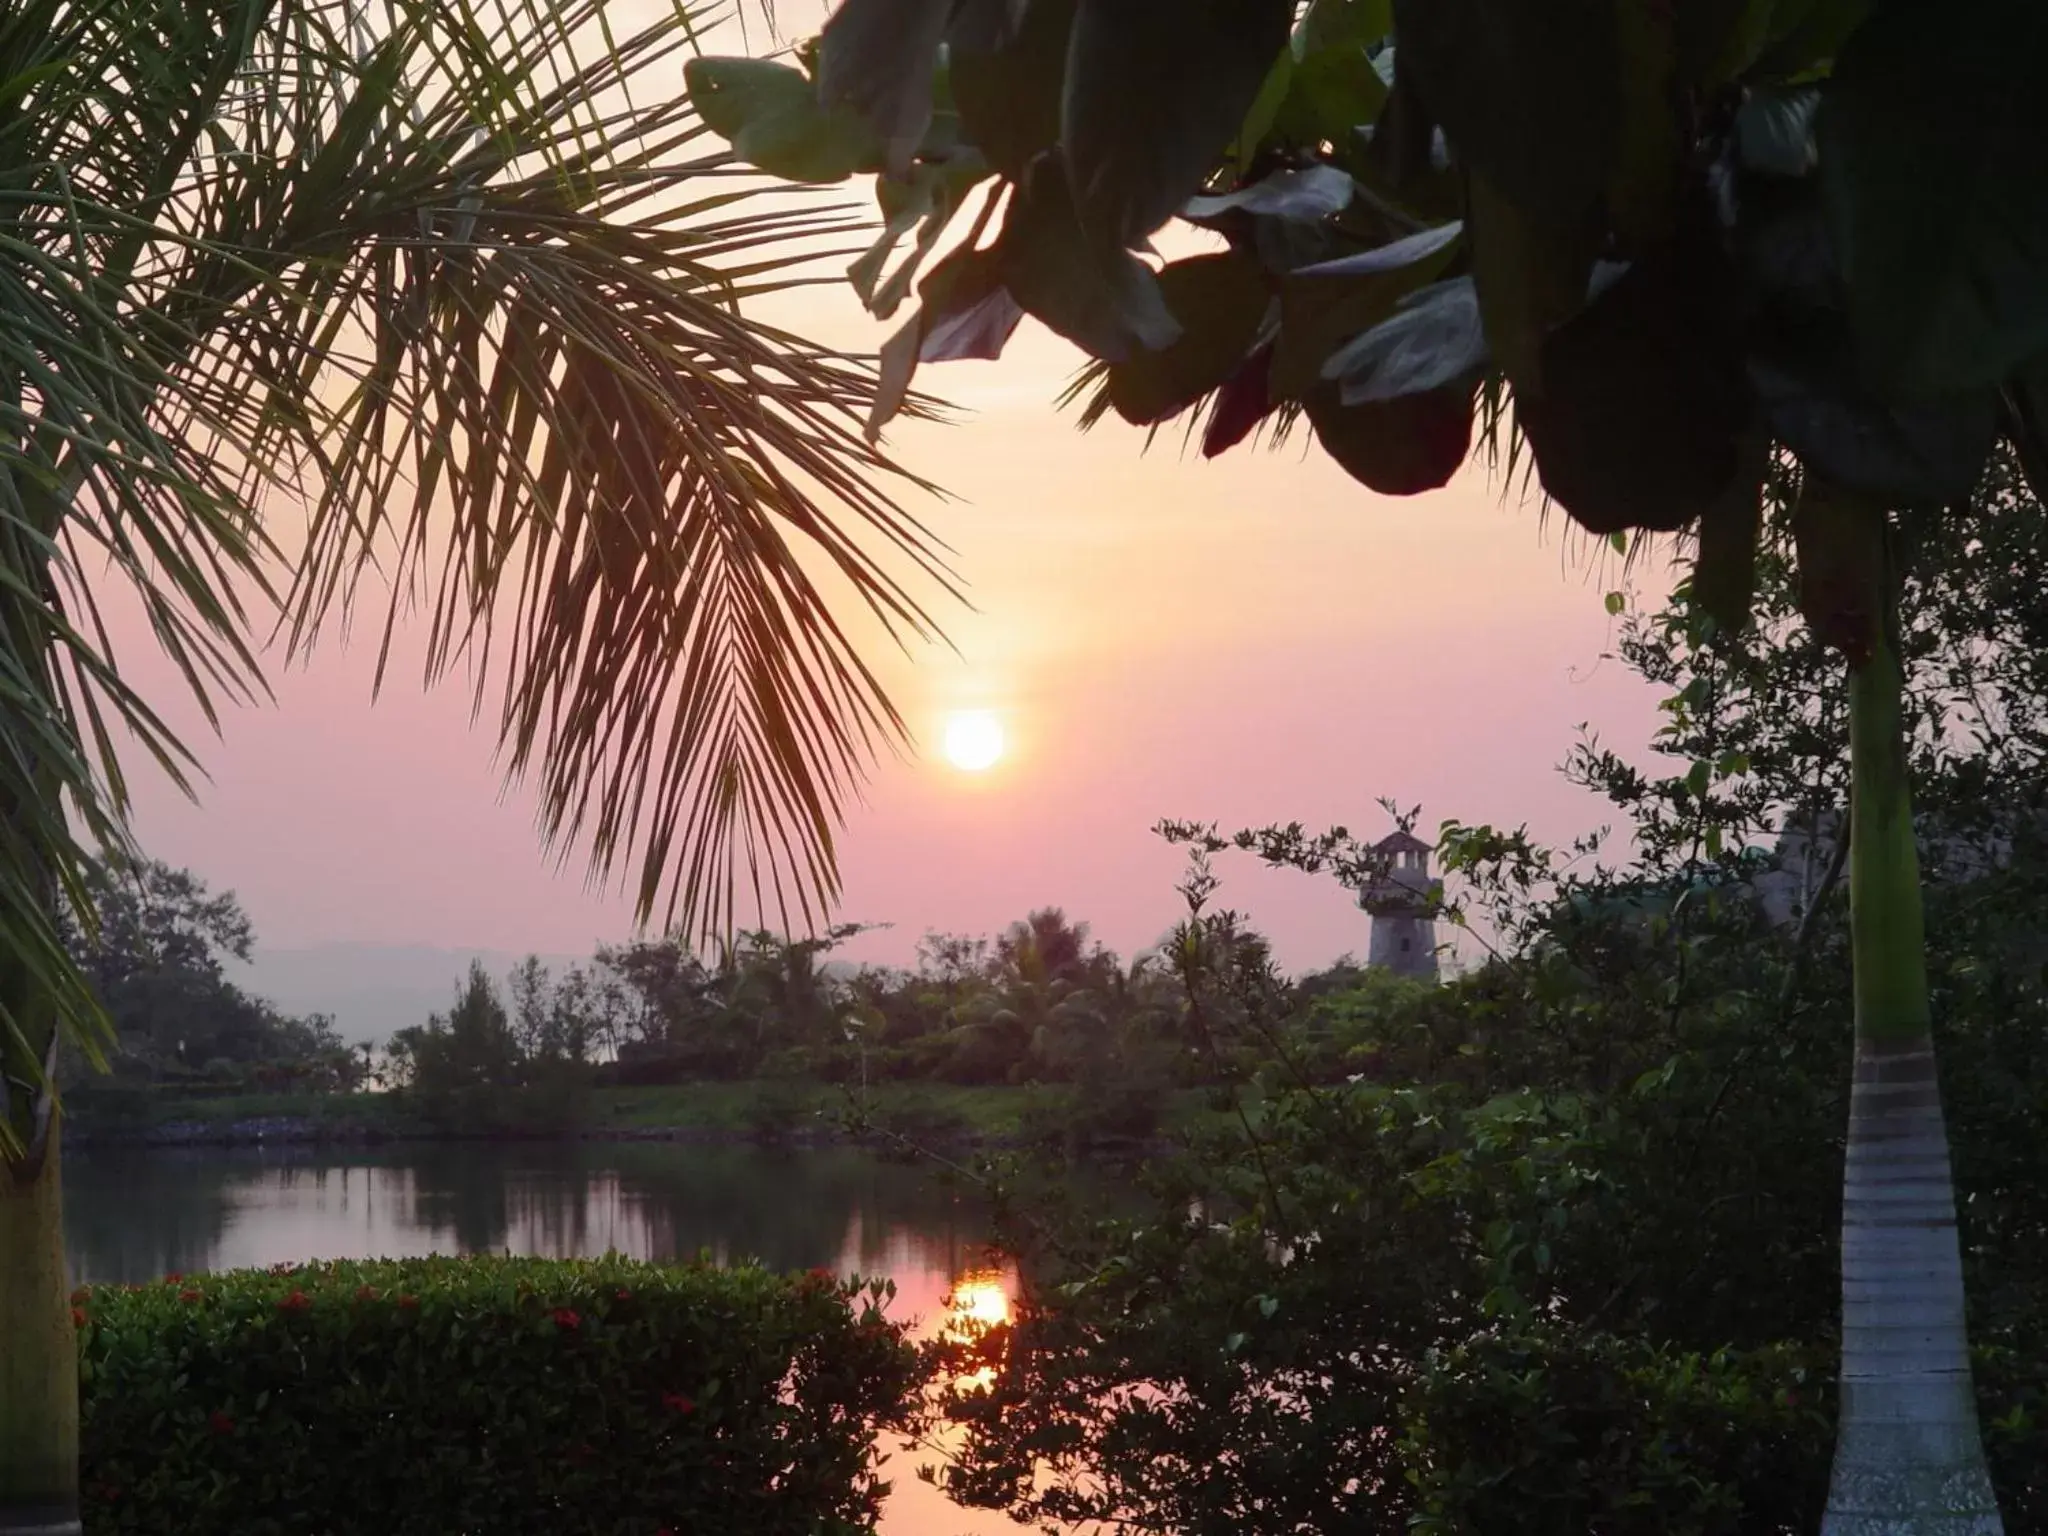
[939, 1266, 1016, 1392]
[947, 1270, 1013, 1329]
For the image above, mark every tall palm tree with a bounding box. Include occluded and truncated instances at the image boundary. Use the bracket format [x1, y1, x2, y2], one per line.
[0, 1, 947, 1529]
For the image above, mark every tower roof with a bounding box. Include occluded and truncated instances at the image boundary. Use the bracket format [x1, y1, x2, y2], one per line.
[1373, 829, 1431, 857]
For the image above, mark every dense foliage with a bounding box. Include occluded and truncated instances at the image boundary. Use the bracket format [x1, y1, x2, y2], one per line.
[72, 1256, 920, 1536]
[58, 860, 357, 1097]
[914, 464, 2048, 1533]
[689, 0, 2048, 653]
[928, 859, 2047, 1531]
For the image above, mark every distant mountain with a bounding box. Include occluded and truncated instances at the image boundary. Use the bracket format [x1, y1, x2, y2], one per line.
[226, 943, 584, 1046]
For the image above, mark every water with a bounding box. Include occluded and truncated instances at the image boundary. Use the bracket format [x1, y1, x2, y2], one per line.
[62, 1141, 1025, 1536]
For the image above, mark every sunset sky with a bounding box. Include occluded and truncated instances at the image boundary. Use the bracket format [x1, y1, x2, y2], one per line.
[108, 9, 1679, 981]
[116, 311, 1669, 977]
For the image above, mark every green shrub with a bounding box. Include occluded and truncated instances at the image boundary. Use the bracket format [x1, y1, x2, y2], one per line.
[1397, 1325, 1832, 1536]
[74, 1255, 923, 1536]
[63, 1081, 152, 1125]
[1976, 1337, 2048, 1531]
[860, 1095, 973, 1147]
[742, 1079, 818, 1143]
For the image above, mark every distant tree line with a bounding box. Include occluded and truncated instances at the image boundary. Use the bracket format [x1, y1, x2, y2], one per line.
[58, 859, 360, 1098]
[379, 905, 1378, 1141]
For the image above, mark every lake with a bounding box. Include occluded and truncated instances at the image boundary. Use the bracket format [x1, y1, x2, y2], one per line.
[63, 1140, 1029, 1536]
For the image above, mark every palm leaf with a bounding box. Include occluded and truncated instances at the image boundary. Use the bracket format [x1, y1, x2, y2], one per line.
[0, 0, 953, 1148]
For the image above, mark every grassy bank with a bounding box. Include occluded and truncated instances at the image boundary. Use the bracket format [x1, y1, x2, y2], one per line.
[62, 1079, 1230, 1149]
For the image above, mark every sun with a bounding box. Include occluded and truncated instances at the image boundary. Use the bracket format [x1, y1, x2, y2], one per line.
[941, 709, 1005, 772]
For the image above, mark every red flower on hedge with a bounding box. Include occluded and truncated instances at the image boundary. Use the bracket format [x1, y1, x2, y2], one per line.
[164, 1272, 183, 1285]
[277, 1289, 311, 1313]
[551, 1307, 581, 1331]
[70, 1287, 89, 1305]
[208, 1410, 235, 1437]
[180, 1288, 203, 1304]
[355, 1285, 379, 1303]
[70, 1307, 86, 1329]
[615, 1287, 632, 1301]
[397, 1294, 420, 1311]
[662, 1392, 695, 1415]
[565, 1441, 596, 1465]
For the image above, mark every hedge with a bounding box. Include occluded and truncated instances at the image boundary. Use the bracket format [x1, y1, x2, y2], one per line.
[72, 1254, 924, 1535]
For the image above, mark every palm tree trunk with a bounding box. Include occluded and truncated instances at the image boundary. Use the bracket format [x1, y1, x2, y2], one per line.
[0, 1120, 79, 1536]
[1821, 589, 2000, 1534]
[0, 480, 82, 1536]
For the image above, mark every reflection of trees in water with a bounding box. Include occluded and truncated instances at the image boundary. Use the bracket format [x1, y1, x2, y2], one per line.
[64, 1149, 242, 1283]
[63, 1142, 1006, 1287]
[390, 1143, 524, 1256]
[385, 1141, 1002, 1277]
[580, 1144, 992, 1275]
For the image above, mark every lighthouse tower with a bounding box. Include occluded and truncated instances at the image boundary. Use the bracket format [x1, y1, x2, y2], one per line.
[1359, 830, 1439, 980]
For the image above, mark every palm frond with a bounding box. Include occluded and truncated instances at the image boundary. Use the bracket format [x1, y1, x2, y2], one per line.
[0, 0, 955, 1140]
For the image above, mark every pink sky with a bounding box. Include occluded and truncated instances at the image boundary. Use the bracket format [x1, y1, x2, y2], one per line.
[112, 288, 1669, 975]
[102, 24, 1675, 975]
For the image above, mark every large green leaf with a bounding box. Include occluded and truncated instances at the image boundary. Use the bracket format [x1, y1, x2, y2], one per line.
[1720, 134, 1997, 504]
[1752, 359, 1998, 504]
[1307, 379, 1473, 495]
[684, 57, 882, 183]
[1294, 0, 1393, 56]
[869, 244, 1024, 440]
[1689, 434, 1769, 637]
[1061, 0, 1295, 249]
[1466, 170, 1596, 393]
[1518, 211, 1749, 536]
[1789, 472, 1885, 665]
[1272, 220, 1462, 398]
[1323, 274, 1487, 403]
[1183, 165, 1357, 224]
[2001, 352, 2048, 507]
[1276, 29, 1390, 148]
[951, 0, 1077, 179]
[1750, 0, 1867, 82]
[1389, 0, 1619, 219]
[996, 156, 1180, 361]
[1608, 0, 1679, 250]
[1107, 252, 1271, 425]
[1820, 0, 2048, 395]
[816, 0, 954, 177]
[1675, 0, 1775, 89]
[1229, 51, 1296, 175]
[851, 154, 992, 320]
